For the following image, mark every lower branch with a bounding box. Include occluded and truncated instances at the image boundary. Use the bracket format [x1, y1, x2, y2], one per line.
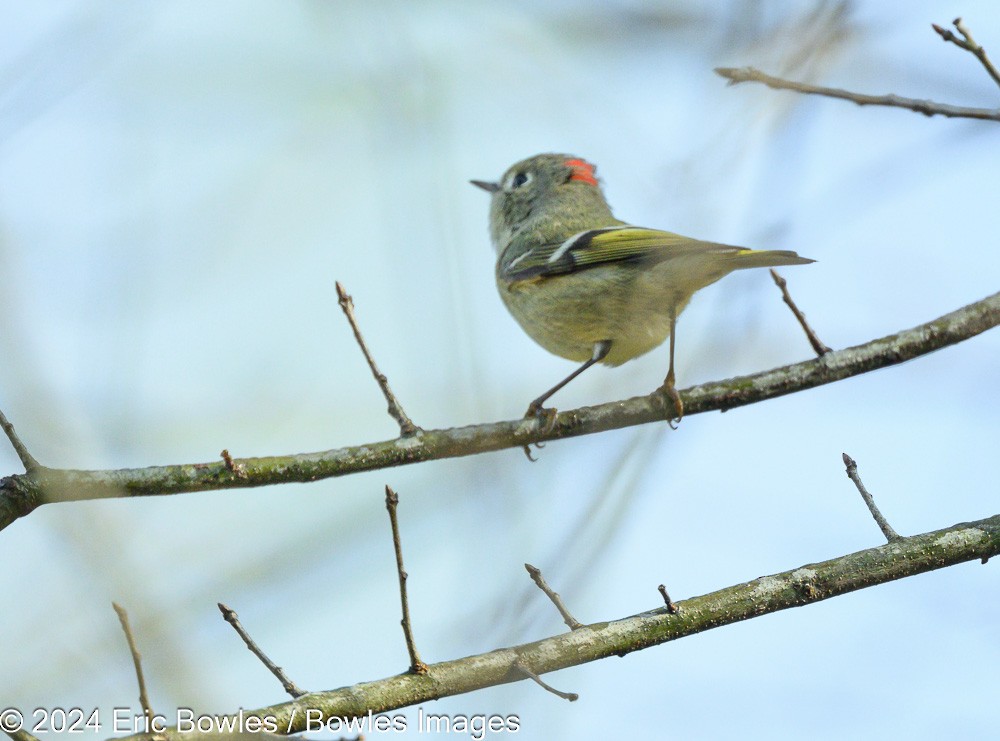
[1, 290, 998, 532]
[114, 512, 1000, 738]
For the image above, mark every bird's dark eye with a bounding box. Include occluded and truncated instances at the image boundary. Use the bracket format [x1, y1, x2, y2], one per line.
[506, 171, 532, 190]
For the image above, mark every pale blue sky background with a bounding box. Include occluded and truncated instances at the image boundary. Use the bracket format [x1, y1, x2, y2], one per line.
[1, 2, 998, 739]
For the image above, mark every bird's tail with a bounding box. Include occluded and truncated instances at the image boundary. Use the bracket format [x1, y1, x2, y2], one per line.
[732, 248, 815, 270]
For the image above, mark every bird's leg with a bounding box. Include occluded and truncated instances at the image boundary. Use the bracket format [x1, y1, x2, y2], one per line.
[660, 309, 684, 426]
[526, 340, 612, 424]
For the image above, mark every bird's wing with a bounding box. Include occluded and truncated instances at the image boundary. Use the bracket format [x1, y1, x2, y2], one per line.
[499, 226, 738, 282]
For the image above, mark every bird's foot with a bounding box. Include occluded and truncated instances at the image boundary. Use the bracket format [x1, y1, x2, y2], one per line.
[659, 381, 684, 429]
[525, 401, 559, 434]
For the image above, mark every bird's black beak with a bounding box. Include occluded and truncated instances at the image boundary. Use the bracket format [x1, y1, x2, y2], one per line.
[470, 179, 499, 193]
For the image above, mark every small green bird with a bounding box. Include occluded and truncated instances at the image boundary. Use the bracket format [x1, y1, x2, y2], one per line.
[472, 153, 814, 421]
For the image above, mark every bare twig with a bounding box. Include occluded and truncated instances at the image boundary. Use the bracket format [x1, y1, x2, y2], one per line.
[385, 486, 427, 674]
[514, 659, 578, 702]
[657, 584, 679, 614]
[770, 269, 831, 356]
[112, 602, 155, 729]
[220, 449, 245, 477]
[715, 66, 1000, 122]
[524, 563, 583, 630]
[933, 17, 1000, 90]
[842, 453, 902, 542]
[218, 602, 306, 698]
[0, 408, 39, 472]
[111, 512, 1000, 738]
[4, 730, 41, 741]
[1, 291, 997, 533]
[336, 281, 419, 437]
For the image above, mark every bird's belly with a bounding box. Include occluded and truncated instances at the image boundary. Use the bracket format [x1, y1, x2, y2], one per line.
[499, 268, 683, 366]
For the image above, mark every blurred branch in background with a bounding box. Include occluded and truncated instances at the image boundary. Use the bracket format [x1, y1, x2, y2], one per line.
[716, 65, 1000, 120]
[717, 17, 1000, 120]
[932, 16, 1000, 90]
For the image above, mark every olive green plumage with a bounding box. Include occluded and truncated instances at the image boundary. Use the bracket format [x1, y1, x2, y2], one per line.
[472, 153, 814, 417]
[474, 153, 813, 367]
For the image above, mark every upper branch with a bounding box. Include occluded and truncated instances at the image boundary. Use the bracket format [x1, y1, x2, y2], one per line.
[933, 17, 1000, 90]
[1, 290, 997, 533]
[715, 66, 1000, 121]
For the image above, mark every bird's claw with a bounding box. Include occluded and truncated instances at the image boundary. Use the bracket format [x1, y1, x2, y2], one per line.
[660, 383, 684, 429]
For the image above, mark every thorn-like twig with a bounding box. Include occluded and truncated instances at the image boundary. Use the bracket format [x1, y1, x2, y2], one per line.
[770, 270, 831, 356]
[842, 453, 902, 543]
[514, 659, 578, 702]
[112, 602, 155, 729]
[220, 449, 245, 477]
[933, 17, 1000, 90]
[0, 408, 40, 472]
[218, 602, 306, 698]
[385, 486, 428, 674]
[715, 66, 1000, 122]
[657, 584, 679, 614]
[524, 563, 583, 630]
[335, 281, 419, 437]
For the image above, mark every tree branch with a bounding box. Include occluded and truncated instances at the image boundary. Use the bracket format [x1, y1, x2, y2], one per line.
[112, 511, 1000, 738]
[112, 602, 155, 729]
[843, 453, 902, 543]
[715, 66, 1000, 121]
[770, 269, 831, 356]
[336, 281, 419, 437]
[4, 730, 40, 741]
[0, 408, 40, 472]
[1, 290, 997, 533]
[657, 584, 679, 614]
[514, 659, 578, 702]
[933, 17, 1000, 90]
[219, 602, 307, 698]
[385, 486, 428, 675]
[525, 563, 584, 631]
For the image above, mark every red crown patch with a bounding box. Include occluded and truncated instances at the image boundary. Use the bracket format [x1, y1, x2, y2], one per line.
[565, 158, 598, 186]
